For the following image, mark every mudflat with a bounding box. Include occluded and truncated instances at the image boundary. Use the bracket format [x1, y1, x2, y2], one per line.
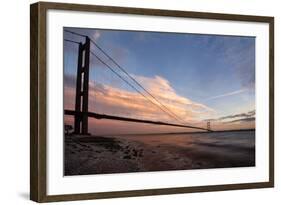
[64, 131, 255, 176]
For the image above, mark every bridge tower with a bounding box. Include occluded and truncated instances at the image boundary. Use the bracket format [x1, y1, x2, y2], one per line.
[74, 37, 90, 134]
[207, 121, 211, 131]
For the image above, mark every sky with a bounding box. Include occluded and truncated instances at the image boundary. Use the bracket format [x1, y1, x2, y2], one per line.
[63, 27, 255, 134]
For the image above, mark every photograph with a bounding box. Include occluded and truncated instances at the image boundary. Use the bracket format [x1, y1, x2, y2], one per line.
[63, 27, 256, 176]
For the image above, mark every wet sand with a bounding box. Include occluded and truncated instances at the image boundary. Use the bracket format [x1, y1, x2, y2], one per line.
[64, 131, 255, 176]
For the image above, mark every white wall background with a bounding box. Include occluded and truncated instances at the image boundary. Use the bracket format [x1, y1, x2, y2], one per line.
[0, 0, 279, 204]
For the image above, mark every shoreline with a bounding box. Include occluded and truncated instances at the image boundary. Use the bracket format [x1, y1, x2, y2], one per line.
[64, 131, 255, 176]
[107, 129, 255, 137]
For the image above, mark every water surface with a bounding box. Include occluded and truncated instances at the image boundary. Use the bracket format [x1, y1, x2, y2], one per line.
[64, 130, 255, 175]
[113, 130, 255, 170]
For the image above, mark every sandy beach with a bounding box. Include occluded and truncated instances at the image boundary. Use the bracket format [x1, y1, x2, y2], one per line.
[64, 131, 255, 176]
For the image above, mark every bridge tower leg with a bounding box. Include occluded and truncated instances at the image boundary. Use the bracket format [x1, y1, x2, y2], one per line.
[207, 121, 211, 131]
[74, 37, 90, 135]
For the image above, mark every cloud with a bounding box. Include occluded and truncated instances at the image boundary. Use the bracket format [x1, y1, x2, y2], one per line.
[202, 109, 255, 131]
[192, 35, 255, 90]
[132, 75, 215, 119]
[64, 73, 255, 132]
[219, 110, 255, 121]
[226, 117, 255, 124]
[64, 74, 215, 124]
[206, 89, 248, 101]
[92, 31, 101, 41]
[205, 110, 255, 124]
[221, 38, 255, 89]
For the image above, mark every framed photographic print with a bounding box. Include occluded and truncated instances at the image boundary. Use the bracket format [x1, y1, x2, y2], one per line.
[30, 2, 274, 202]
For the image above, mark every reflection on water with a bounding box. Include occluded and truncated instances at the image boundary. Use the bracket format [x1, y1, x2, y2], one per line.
[114, 130, 255, 170]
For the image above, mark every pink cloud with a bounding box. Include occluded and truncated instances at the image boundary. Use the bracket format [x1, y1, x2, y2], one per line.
[64, 74, 217, 134]
[64, 74, 254, 134]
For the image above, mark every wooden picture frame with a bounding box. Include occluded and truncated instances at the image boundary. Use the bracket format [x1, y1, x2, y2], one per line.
[30, 1, 274, 202]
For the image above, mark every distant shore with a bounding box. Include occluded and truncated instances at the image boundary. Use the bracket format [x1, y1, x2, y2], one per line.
[105, 128, 256, 137]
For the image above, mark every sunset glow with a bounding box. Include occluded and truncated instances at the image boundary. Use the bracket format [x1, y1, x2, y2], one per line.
[64, 28, 255, 135]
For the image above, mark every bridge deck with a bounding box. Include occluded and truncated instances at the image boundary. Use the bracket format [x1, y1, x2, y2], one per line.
[64, 110, 211, 132]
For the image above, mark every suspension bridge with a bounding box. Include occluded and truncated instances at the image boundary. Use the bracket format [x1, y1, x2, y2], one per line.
[63, 30, 212, 135]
